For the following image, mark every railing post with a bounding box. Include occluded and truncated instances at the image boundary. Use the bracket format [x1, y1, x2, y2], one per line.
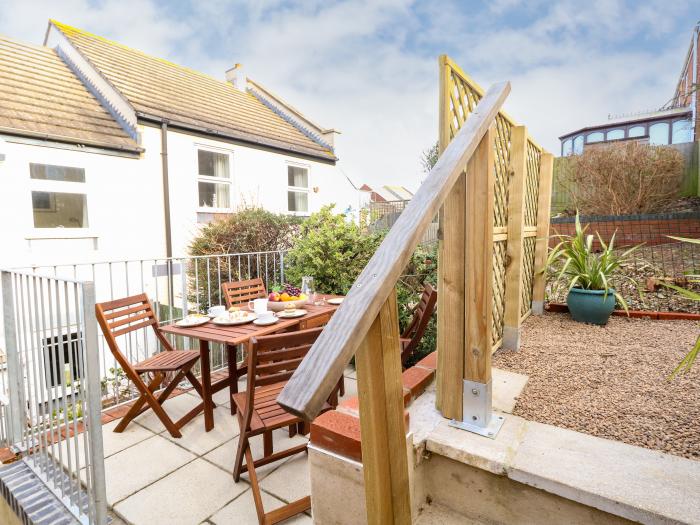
[355, 289, 411, 524]
[449, 126, 503, 437]
[80, 282, 108, 525]
[1, 271, 25, 447]
[532, 152, 554, 314]
[502, 126, 528, 350]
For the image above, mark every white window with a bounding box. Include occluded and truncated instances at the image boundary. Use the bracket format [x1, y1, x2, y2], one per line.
[562, 139, 573, 156]
[197, 149, 231, 210]
[586, 132, 604, 143]
[606, 129, 624, 140]
[573, 136, 584, 154]
[649, 122, 670, 145]
[628, 126, 645, 138]
[29, 163, 88, 228]
[672, 119, 693, 144]
[287, 165, 309, 213]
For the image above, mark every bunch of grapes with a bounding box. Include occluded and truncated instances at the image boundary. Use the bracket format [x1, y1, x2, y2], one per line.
[282, 283, 302, 296]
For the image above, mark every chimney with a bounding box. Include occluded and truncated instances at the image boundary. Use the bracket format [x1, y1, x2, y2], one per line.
[225, 63, 246, 92]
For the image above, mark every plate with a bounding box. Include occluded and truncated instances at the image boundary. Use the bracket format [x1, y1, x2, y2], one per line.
[212, 314, 256, 325]
[276, 309, 308, 319]
[253, 317, 279, 326]
[175, 316, 210, 327]
[327, 298, 344, 305]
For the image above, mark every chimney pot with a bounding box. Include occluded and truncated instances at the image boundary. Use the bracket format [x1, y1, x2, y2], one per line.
[225, 63, 246, 92]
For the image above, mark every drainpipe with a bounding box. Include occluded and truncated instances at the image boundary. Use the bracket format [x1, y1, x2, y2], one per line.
[161, 122, 175, 307]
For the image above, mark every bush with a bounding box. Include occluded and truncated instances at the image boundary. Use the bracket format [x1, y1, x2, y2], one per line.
[285, 205, 383, 295]
[566, 142, 684, 215]
[187, 207, 300, 307]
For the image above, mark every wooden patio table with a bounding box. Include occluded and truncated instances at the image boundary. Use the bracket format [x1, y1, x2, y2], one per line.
[159, 295, 343, 431]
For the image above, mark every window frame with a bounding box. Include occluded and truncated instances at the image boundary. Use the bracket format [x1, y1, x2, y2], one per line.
[29, 163, 90, 232]
[195, 146, 234, 212]
[286, 162, 311, 216]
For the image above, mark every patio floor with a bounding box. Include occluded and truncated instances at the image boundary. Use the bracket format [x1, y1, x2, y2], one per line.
[93, 368, 358, 525]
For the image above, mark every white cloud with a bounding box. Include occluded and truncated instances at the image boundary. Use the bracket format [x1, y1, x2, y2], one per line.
[0, 0, 695, 191]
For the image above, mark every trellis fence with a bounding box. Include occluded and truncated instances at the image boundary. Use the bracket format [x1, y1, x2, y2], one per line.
[437, 55, 554, 355]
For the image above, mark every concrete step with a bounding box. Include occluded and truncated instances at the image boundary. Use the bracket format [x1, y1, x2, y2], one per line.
[415, 503, 487, 524]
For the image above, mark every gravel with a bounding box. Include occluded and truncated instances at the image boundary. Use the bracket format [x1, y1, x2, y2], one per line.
[493, 312, 700, 460]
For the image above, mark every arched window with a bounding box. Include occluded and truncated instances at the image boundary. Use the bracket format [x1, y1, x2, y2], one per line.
[562, 139, 573, 156]
[606, 129, 624, 140]
[587, 132, 604, 143]
[573, 136, 584, 154]
[649, 122, 670, 145]
[672, 119, 693, 144]
[628, 126, 645, 138]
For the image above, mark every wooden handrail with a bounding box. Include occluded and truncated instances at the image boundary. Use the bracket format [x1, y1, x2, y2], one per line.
[278, 81, 511, 421]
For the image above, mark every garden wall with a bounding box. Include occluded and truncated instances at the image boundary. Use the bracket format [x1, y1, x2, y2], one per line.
[550, 211, 700, 249]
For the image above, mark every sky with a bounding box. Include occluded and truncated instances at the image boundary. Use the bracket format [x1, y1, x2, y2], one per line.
[0, 0, 698, 191]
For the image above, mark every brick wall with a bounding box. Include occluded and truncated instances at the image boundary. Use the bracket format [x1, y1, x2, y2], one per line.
[550, 212, 700, 250]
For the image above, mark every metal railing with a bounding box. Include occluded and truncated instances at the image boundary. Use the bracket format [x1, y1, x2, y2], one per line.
[6, 251, 285, 410]
[1, 270, 107, 524]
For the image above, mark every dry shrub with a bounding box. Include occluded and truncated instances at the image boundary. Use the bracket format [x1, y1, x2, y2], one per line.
[567, 142, 684, 215]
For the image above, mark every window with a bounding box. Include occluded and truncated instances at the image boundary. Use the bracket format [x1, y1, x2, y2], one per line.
[29, 163, 88, 228]
[43, 332, 84, 388]
[287, 165, 309, 213]
[562, 139, 573, 156]
[649, 122, 670, 145]
[573, 136, 584, 154]
[628, 126, 645, 138]
[606, 129, 624, 140]
[586, 132, 604, 143]
[672, 119, 693, 144]
[197, 149, 231, 209]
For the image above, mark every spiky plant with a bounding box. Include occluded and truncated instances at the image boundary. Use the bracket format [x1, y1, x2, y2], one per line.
[545, 212, 642, 312]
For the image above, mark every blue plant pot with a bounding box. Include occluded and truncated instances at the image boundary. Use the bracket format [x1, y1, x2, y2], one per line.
[566, 288, 616, 326]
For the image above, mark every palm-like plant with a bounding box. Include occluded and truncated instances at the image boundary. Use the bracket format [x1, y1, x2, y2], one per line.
[658, 235, 700, 377]
[546, 213, 642, 312]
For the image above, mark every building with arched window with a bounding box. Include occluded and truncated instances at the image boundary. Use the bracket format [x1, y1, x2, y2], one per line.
[559, 23, 699, 156]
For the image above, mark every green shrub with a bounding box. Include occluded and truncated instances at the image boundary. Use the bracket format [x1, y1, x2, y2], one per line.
[187, 207, 300, 307]
[285, 205, 384, 295]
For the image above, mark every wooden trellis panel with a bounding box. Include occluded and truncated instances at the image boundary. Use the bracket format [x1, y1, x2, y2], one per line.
[439, 55, 550, 352]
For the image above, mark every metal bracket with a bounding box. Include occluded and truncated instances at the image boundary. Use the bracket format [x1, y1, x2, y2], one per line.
[448, 379, 505, 439]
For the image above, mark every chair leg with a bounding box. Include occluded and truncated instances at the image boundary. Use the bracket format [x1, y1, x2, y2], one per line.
[184, 370, 205, 400]
[233, 413, 248, 482]
[263, 431, 273, 457]
[142, 381, 183, 438]
[339, 375, 345, 397]
[245, 445, 266, 525]
[114, 374, 164, 433]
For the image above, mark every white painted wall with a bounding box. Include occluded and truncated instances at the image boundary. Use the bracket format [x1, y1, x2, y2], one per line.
[0, 125, 359, 271]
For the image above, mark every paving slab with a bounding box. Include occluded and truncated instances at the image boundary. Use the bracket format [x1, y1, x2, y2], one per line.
[260, 453, 311, 504]
[491, 367, 528, 413]
[103, 434, 196, 505]
[114, 458, 245, 525]
[209, 487, 312, 524]
[163, 405, 240, 456]
[204, 428, 308, 480]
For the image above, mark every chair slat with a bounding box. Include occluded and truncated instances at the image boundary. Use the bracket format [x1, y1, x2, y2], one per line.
[108, 310, 153, 330]
[256, 357, 304, 377]
[112, 318, 155, 338]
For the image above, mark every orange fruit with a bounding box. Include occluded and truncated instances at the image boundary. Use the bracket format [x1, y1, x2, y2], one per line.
[280, 293, 291, 301]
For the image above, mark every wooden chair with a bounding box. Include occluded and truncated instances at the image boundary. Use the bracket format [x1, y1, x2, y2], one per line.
[95, 294, 205, 438]
[400, 283, 437, 366]
[221, 277, 267, 308]
[232, 328, 336, 525]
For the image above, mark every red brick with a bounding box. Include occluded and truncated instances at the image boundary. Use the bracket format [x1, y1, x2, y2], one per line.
[416, 351, 437, 371]
[402, 366, 434, 398]
[311, 410, 362, 461]
[338, 396, 360, 417]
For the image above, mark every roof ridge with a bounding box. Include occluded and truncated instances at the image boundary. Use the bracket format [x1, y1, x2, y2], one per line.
[50, 20, 243, 92]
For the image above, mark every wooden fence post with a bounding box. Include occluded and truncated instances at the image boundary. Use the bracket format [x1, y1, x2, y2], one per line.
[532, 152, 554, 314]
[355, 289, 412, 525]
[436, 54, 465, 420]
[457, 126, 501, 434]
[502, 126, 528, 350]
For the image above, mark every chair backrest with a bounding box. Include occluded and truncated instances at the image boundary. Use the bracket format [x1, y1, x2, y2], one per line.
[95, 293, 173, 369]
[400, 283, 437, 365]
[299, 312, 332, 330]
[221, 278, 267, 308]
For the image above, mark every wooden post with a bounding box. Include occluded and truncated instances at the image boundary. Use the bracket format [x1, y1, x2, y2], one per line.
[502, 126, 528, 350]
[436, 55, 465, 419]
[355, 289, 412, 525]
[464, 126, 495, 383]
[532, 152, 554, 314]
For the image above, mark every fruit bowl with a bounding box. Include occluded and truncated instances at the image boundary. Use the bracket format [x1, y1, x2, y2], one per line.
[268, 297, 308, 311]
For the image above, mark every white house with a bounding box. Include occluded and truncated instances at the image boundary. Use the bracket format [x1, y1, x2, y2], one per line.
[0, 20, 359, 270]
